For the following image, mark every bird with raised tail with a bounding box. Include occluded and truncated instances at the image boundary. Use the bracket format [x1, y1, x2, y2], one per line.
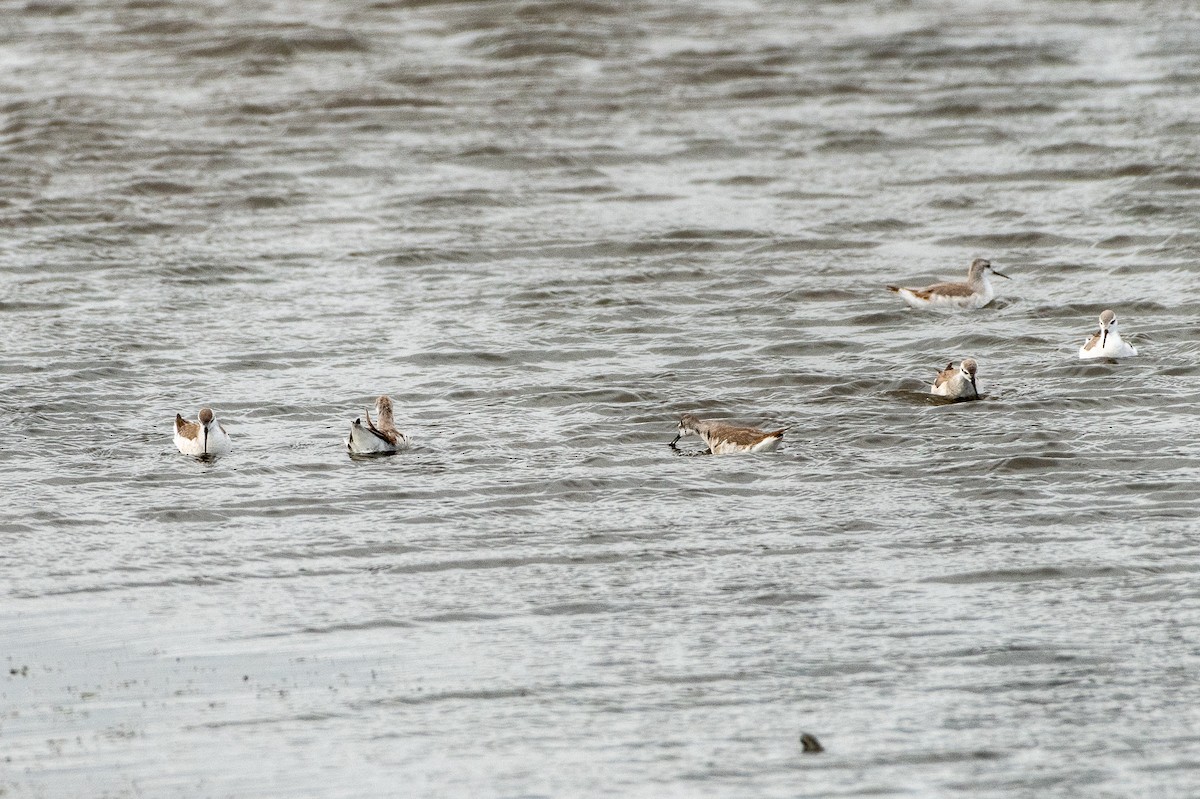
[931, 359, 979, 400]
[347, 395, 409, 455]
[174, 407, 232, 458]
[1079, 309, 1138, 359]
[887, 258, 1010, 309]
[670, 413, 787, 455]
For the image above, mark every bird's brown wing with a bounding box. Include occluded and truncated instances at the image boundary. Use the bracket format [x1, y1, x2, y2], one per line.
[911, 281, 973, 299]
[707, 422, 775, 446]
[175, 414, 200, 439]
[362, 408, 399, 445]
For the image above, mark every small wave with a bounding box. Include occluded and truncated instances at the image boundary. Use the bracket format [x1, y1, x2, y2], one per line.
[529, 601, 615, 616]
[936, 231, 1081, 247]
[186, 27, 366, 59]
[124, 179, 195, 195]
[924, 565, 1123, 585]
[469, 31, 607, 61]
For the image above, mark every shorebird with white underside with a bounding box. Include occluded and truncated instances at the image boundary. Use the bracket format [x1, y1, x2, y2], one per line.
[1079, 309, 1138, 359]
[888, 258, 1009, 309]
[347, 395, 409, 455]
[670, 413, 787, 455]
[930, 359, 980, 400]
[174, 407, 232, 458]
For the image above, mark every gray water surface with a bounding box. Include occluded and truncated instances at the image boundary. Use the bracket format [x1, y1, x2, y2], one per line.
[4, 1, 1200, 796]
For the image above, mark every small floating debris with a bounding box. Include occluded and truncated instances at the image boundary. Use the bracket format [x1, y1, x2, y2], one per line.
[800, 732, 823, 753]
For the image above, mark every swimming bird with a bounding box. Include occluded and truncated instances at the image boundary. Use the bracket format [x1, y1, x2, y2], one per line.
[931, 359, 979, 400]
[1079, 309, 1138, 359]
[670, 413, 786, 455]
[174, 408, 232, 457]
[347, 395, 408, 455]
[887, 258, 1009, 309]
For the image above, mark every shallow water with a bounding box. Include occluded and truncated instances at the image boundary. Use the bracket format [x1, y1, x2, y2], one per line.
[4, 1, 1200, 796]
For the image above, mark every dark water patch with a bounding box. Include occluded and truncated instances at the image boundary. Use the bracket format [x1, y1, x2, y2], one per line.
[124, 179, 196, 196]
[416, 611, 509, 623]
[186, 27, 367, 59]
[928, 194, 979, 210]
[607, 192, 681, 205]
[23, 1, 76, 16]
[223, 354, 316, 372]
[530, 601, 614, 616]
[513, 0, 627, 20]
[380, 687, 534, 706]
[381, 247, 482, 267]
[987, 453, 1077, 472]
[216, 496, 357, 519]
[1158, 363, 1200, 377]
[265, 542, 424, 561]
[299, 619, 417, 635]
[606, 237, 722, 257]
[1095, 234, 1169, 249]
[1159, 173, 1200, 189]
[468, 30, 609, 61]
[503, 287, 581, 305]
[855, 38, 1073, 70]
[924, 565, 1124, 585]
[935, 231, 1081, 248]
[241, 194, 296, 210]
[661, 227, 769, 241]
[0, 300, 72, 312]
[417, 189, 513, 208]
[744, 592, 823, 606]
[122, 18, 203, 36]
[453, 146, 610, 171]
[916, 165, 1157, 186]
[547, 183, 619, 196]
[307, 163, 379, 179]
[945, 643, 1098, 668]
[815, 130, 902, 154]
[406, 350, 513, 367]
[713, 174, 777, 187]
[1120, 203, 1171, 218]
[690, 63, 787, 85]
[456, 144, 509, 159]
[162, 260, 253, 281]
[728, 84, 826, 102]
[847, 310, 905, 326]
[1110, 162, 1161, 178]
[229, 102, 292, 118]
[813, 377, 885, 400]
[760, 238, 881, 252]
[124, 219, 201, 235]
[772, 189, 859, 201]
[825, 217, 910, 234]
[778, 287, 859, 303]
[0, 203, 124, 228]
[647, 671, 750, 686]
[383, 552, 628, 576]
[322, 95, 443, 110]
[876, 749, 1007, 767]
[916, 101, 1058, 119]
[526, 387, 647, 406]
[42, 574, 231, 597]
[1024, 301, 1167, 320]
[1031, 141, 1127, 156]
[194, 713, 344, 730]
